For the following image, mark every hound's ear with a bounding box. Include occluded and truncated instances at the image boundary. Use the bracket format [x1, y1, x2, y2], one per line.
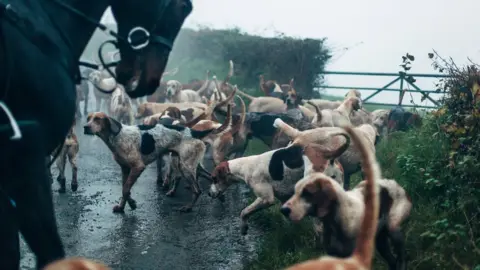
[107, 117, 122, 135]
[374, 128, 381, 145]
[304, 178, 337, 217]
[215, 161, 229, 178]
[86, 113, 93, 122]
[296, 94, 303, 105]
[353, 98, 361, 110]
[269, 145, 304, 181]
[375, 134, 381, 145]
[269, 148, 286, 181]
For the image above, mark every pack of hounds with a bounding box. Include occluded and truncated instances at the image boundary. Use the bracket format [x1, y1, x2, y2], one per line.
[46, 60, 421, 270]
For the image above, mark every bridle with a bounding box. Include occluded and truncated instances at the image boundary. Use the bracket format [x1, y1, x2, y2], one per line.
[51, 0, 185, 94]
[0, 0, 188, 162]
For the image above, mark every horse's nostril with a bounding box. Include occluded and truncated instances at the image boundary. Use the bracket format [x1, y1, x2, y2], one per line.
[280, 207, 291, 217]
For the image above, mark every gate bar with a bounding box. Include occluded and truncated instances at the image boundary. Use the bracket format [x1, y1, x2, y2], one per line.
[316, 86, 441, 93]
[322, 70, 451, 78]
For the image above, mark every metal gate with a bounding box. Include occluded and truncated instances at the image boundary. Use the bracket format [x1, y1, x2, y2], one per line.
[317, 71, 450, 109]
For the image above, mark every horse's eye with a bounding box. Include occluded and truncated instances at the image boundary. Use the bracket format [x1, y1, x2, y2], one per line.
[331, 175, 336, 179]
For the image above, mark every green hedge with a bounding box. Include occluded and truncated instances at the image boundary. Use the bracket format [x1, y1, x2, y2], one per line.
[82, 26, 331, 98]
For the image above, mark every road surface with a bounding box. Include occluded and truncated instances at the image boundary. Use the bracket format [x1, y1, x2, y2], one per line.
[20, 107, 259, 270]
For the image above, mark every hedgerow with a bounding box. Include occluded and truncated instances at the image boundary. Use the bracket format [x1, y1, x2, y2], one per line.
[244, 53, 480, 270]
[83, 26, 331, 98]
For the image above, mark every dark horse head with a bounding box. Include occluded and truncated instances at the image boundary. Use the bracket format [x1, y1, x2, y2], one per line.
[0, 0, 192, 269]
[111, 0, 193, 98]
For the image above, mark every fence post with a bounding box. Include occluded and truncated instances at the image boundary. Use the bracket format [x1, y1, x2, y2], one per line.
[398, 73, 405, 105]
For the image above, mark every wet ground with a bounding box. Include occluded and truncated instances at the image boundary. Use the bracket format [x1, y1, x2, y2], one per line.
[19, 98, 260, 270]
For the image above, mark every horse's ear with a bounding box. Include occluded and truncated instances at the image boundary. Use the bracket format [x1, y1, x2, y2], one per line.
[107, 117, 122, 135]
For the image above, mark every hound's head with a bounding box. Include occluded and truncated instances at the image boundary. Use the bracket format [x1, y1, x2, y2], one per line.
[345, 89, 362, 107]
[166, 80, 182, 96]
[347, 97, 362, 111]
[371, 109, 389, 131]
[284, 79, 302, 108]
[280, 174, 339, 221]
[208, 161, 236, 198]
[324, 159, 344, 186]
[84, 112, 122, 137]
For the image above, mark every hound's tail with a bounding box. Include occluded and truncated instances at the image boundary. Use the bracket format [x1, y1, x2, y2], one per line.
[343, 126, 381, 268]
[307, 101, 322, 124]
[272, 118, 300, 139]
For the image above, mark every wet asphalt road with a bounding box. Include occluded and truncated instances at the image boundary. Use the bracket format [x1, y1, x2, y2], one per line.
[20, 99, 259, 270]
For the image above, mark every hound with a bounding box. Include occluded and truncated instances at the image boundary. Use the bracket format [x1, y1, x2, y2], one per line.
[137, 102, 206, 121]
[302, 99, 342, 111]
[88, 69, 116, 112]
[75, 84, 85, 119]
[109, 85, 134, 125]
[208, 130, 349, 235]
[52, 122, 79, 193]
[209, 106, 317, 165]
[83, 111, 228, 213]
[156, 102, 233, 196]
[165, 73, 212, 103]
[209, 76, 228, 104]
[282, 127, 411, 270]
[273, 118, 377, 190]
[78, 67, 95, 115]
[200, 60, 235, 100]
[388, 106, 422, 133]
[135, 88, 236, 119]
[309, 96, 361, 127]
[371, 109, 391, 138]
[208, 147, 305, 235]
[282, 126, 381, 270]
[143, 107, 186, 126]
[44, 257, 109, 270]
[146, 67, 179, 103]
[259, 75, 285, 99]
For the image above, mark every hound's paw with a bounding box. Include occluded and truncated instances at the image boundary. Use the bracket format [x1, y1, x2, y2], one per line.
[273, 118, 283, 128]
[240, 224, 249, 235]
[127, 199, 137, 210]
[57, 187, 66, 194]
[112, 205, 125, 213]
[71, 183, 78, 192]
